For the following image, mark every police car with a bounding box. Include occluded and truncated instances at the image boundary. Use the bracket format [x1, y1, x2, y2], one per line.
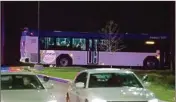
[66, 68, 159, 102]
[1, 67, 57, 102]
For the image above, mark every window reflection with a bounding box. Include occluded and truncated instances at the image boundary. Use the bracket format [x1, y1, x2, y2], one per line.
[72, 38, 86, 50]
[98, 39, 108, 51]
[40, 37, 55, 49]
[56, 38, 70, 47]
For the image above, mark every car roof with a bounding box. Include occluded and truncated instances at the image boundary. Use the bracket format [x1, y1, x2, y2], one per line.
[80, 68, 134, 74]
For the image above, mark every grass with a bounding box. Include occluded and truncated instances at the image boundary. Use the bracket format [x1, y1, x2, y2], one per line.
[37, 67, 175, 102]
[38, 67, 83, 79]
[148, 83, 175, 102]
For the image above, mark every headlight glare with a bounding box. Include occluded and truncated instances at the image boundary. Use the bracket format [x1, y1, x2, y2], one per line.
[148, 99, 158, 102]
[92, 98, 106, 102]
[48, 100, 57, 102]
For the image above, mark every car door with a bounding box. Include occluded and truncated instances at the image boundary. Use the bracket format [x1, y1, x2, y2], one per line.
[69, 72, 88, 102]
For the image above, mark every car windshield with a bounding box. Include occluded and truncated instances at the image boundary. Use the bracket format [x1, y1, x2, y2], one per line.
[88, 73, 143, 88]
[1, 74, 45, 90]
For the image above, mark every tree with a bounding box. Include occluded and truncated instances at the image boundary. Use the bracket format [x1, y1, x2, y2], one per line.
[99, 20, 126, 52]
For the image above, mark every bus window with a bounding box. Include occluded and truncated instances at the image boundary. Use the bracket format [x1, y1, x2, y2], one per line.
[40, 37, 55, 50]
[72, 38, 86, 51]
[56, 38, 71, 49]
[89, 39, 92, 50]
[56, 38, 70, 46]
[98, 39, 108, 51]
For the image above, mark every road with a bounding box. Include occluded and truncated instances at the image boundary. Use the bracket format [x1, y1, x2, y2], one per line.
[47, 79, 69, 102]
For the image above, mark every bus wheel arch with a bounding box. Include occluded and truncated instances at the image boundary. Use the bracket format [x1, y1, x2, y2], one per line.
[56, 54, 73, 67]
[143, 56, 159, 69]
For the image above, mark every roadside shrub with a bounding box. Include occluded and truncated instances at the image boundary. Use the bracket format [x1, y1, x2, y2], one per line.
[135, 71, 175, 89]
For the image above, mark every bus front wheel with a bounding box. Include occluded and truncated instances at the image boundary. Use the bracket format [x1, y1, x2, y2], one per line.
[143, 56, 159, 70]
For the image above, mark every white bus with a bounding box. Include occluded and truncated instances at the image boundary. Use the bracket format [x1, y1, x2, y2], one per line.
[20, 28, 169, 69]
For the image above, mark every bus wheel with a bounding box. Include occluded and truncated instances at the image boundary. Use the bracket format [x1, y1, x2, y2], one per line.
[143, 56, 159, 70]
[56, 54, 72, 67]
[60, 58, 69, 67]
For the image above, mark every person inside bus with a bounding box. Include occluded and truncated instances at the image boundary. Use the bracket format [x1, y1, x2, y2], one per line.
[76, 42, 82, 50]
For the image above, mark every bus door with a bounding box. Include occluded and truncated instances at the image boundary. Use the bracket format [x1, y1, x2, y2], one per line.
[87, 39, 99, 65]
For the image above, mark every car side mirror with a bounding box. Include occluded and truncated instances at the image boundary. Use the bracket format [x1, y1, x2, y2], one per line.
[43, 76, 49, 82]
[75, 82, 85, 88]
[142, 74, 148, 82]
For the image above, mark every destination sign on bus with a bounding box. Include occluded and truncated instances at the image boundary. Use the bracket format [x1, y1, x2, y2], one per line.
[149, 36, 167, 39]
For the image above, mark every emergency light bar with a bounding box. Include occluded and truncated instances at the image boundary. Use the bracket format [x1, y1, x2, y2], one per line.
[1, 67, 23, 72]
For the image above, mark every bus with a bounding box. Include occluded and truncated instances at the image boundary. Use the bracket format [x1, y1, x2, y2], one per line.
[20, 28, 170, 69]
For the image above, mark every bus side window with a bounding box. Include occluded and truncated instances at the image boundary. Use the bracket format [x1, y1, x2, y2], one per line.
[39, 37, 55, 50]
[56, 38, 71, 50]
[72, 38, 86, 51]
[98, 39, 107, 51]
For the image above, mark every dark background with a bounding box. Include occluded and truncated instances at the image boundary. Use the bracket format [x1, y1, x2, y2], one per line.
[2, 1, 175, 65]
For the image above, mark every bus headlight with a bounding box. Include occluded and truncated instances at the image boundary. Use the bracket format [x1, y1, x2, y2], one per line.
[156, 56, 160, 59]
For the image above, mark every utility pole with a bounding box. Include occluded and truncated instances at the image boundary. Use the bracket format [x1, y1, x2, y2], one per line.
[1, 2, 5, 65]
[37, 1, 40, 64]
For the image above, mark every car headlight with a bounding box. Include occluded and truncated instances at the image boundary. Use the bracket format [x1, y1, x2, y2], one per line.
[48, 100, 57, 102]
[148, 99, 158, 102]
[92, 98, 106, 102]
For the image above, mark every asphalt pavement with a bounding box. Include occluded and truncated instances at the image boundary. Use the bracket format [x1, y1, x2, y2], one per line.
[48, 80, 69, 102]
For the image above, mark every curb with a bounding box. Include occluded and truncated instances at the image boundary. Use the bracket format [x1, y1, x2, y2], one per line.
[37, 74, 72, 84]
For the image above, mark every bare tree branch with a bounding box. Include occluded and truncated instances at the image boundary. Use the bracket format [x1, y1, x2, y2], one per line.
[99, 20, 126, 52]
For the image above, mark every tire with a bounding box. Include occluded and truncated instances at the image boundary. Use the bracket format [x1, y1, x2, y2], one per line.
[57, 56, 72, 67]
[143, 56, 159, 70]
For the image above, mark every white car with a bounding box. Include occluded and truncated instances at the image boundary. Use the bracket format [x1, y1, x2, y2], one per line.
[66, 68, 159, 102]
[1, 69, 57, 102]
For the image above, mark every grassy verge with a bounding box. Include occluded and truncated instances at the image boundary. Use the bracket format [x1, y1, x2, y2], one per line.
[38, 67, 84, 79]
[37, 67, 175, 102]
[148, 83, 175, 102]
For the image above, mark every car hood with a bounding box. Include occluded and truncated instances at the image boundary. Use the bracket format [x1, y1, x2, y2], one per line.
[1, 89, 56, 102]
[85, 87, 156, 101]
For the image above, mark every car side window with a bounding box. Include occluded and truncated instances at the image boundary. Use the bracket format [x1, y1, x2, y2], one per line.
[74, 72, 87, 87]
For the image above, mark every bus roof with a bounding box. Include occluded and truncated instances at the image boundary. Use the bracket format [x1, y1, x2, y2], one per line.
[22, 28, 169, 40]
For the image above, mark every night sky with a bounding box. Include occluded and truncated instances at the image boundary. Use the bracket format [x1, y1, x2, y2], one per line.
[2, 1, 175, 65]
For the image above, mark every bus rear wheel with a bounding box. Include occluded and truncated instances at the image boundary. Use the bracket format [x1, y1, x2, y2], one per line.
[143, 56, 159, 70]
[56, 56, 72, 67]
